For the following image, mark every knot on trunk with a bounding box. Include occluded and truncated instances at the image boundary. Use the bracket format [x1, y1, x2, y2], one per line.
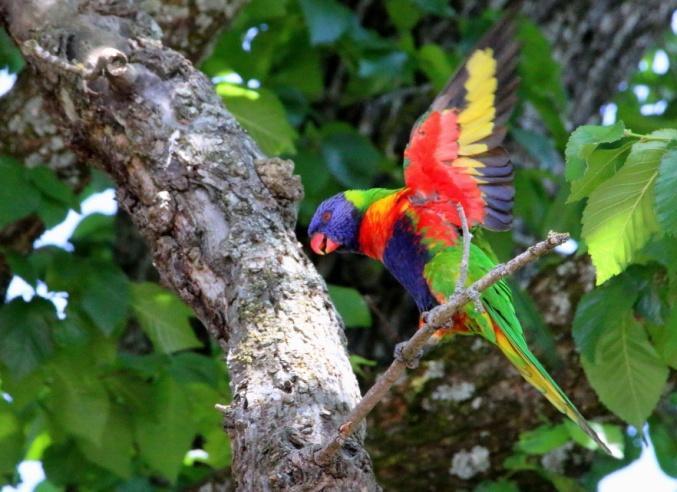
[255, 157, 303, 227]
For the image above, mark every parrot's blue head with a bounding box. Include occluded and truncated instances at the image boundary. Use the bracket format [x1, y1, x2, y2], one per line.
[308, 193, 361, 254]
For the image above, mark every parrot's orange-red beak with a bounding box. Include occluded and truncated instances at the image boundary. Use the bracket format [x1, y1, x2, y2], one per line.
[310, 233, 340, 255]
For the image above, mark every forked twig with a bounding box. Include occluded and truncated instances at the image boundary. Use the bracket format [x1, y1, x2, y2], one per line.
[314, 222, 569, 465]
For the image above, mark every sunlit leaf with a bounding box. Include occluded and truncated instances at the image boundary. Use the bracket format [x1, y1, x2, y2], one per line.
[564, 121, 625, 182]
[581, 132, 676, 284]
[567, 139, 634, 203]
[516, 424, 570, 455]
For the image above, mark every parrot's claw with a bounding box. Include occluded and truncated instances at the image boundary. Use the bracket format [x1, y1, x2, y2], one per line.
[394, 342, 423, 369]
[467, 287, 485, 313]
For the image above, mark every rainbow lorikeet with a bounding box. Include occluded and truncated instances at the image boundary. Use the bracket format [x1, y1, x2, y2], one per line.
[308, 17, 611, 454]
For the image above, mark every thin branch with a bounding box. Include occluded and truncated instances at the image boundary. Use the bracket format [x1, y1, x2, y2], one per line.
[314, 230, 570, 465]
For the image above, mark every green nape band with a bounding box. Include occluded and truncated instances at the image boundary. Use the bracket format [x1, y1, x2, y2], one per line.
[344, 188, 400, 211]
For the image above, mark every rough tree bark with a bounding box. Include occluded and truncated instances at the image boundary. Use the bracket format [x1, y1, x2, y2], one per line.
[0, 0, 247, 299]
[1, 1, 379, 490]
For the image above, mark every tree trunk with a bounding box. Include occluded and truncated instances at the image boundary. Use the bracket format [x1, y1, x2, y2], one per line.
[0, 1, 379, 490]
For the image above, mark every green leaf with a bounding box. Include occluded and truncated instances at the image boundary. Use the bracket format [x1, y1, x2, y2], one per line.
[417, 44, 453, 91]
[49, 355, 111, 445]
[567, 139, 634, 203]
[0, 27, 24, 72]
[218, 85, 297, 156]
[582, 135, 673, 284]
[474, 480, 520, 492]
[349, 354, 377, 376]
[0, 156, 42, 228]
[78, 406, 133, 478]
[270, 46, 323, 100]
[518, 20, 568, 147]
[385, 0, 422, 31]
[321, 124, 381, 188]
[0, 400, 24, 477]
[71, 213, 115, 244]
[299, 0, 353, 45]
[647, 308, 677, 369]
[0, 298, 55, 379]
[564, 420, 624, 455]
[134, 377, 196, 482]
[202, 426, 232, 469]
[168, 352, 223, 386]
[130, 282, 201, 354]
[26, 166, 78, 208]
[81, 264, 130, 335]
[411, 0, 454, 16]
[581, 314, 669, 428]
[649, 417, 677, 477]
[565, 121, 625, 182]
[328, 284, 372, 327]
[517, 423, 570, 455]
[572, 275, 637, 361]
[654, 147, 677, 235]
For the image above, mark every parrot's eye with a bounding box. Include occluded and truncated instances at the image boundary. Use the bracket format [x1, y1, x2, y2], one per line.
[322, 211, 332, 223]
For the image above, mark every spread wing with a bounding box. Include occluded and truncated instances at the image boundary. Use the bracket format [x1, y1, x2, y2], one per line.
[403, 15, 520, 232]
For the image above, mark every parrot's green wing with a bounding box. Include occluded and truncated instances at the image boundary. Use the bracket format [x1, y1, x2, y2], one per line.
[422, 242, 613, 455]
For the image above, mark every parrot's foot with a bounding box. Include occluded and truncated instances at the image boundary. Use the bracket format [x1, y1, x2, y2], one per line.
[394, 342, 424, 369]
[467, 287, 485, 313]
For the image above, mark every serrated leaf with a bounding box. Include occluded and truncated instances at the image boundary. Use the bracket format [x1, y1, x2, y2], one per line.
[134, 377, 196, 483]
[218, 85, 297, 156]
[654, 147, 677, 235]
[517, 424, 570, 455]
[581, 314, 668, 428]
[299, 0, 353, 45]
[328, 284, 372, 328]
[581, 137, 669, 284]
[565, 121, 625, 182]
[567, 139, 633, 203]
[130, 282, 201, 354]
[572, 275, 636, 361]
[0, 298, 55, 379]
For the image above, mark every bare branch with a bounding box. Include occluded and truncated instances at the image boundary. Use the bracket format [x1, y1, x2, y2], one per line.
[315, 230, 569, 465]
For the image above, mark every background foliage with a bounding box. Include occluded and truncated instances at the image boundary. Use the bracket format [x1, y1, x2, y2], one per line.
[0, 0, 675, 490]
